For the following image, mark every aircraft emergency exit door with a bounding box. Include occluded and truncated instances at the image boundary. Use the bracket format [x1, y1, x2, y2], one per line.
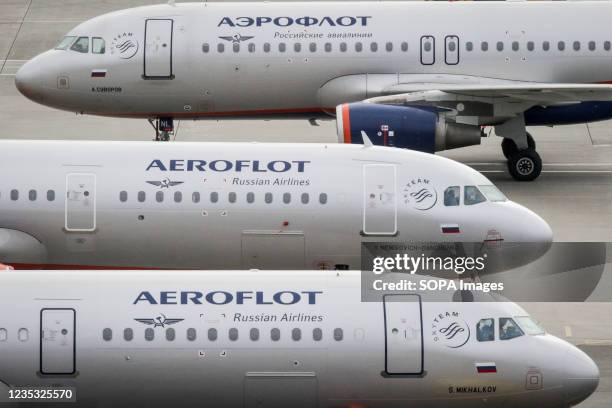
[383, 294, 423, 375]
[144, 19, 173, 78]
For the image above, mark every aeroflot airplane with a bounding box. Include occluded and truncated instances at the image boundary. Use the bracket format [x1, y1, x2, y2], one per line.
[14, 1, 612, 181]
[0, 270, 599, 407]
[0, 140, 551, 270]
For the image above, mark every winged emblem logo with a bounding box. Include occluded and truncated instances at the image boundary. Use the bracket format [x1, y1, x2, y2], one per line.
[218, 34, 254, 44]
[146, 178, 184, 189]
[134, 314, 184, 328]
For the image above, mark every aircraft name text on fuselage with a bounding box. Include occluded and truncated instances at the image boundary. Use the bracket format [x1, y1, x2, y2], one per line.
[218, 16, 372, 28]
[133, 290, 323, 305]
[146, 159, 311, 173]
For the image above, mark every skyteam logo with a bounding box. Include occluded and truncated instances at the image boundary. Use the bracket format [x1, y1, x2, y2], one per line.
[431, 311, 471, 349]
[218, 15, 371, 28]
[110, 32, 139, 59]
[403, 178, 437, 211]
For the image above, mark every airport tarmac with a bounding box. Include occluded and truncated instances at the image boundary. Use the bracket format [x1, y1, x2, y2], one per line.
[1, 1, 612, 406]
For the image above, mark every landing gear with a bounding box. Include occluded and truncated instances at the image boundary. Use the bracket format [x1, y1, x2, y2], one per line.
[501, 132, 536, 159]
[507, 148, 542, 182]
[148, 117, 174, 141]
[495, 116, 542, 181]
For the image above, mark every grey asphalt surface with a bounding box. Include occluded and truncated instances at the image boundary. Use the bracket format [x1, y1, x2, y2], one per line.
[1, 1, 612, 407]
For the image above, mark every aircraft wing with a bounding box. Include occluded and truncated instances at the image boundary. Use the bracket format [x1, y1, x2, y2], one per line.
[363, 83, 612, 124]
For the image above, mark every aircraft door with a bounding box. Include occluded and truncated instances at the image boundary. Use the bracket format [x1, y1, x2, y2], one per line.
[40, 309, 76, 375]
[383, 294, 423, 375]
[445, 35, 459, 65]
[65, 173, 96, 232]
[420, 35, 435, 65]
[363, 164, 397, 235]
[144, 19, 173, 78]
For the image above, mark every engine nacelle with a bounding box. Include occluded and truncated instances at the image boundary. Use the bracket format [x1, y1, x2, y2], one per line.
[336, 103, 482, 153]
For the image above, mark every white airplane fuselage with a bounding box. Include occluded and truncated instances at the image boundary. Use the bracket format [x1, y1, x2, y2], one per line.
[14, 1, 612, 123]
[0, 270, 600, 407]
[0, 140, 551, 270]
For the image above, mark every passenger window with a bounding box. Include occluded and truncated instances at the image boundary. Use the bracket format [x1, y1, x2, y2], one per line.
[573, 41, 581, 51]
[499, 318, 524, 340]
[271, 328, 280, 341]
[512, 41, 519, 51]
[18, 328, 29, 342]
[464, 186, 487, 205]
[386, 42, 393, 52]
[208, 328, 218, 341]
[92, 37, 105, 54]
[313, 328, 322, 341]
[187, 328, 197, 341]
[145, 328, 154, 341]
[424, 41, 432, 52]
[29, 190, 36, 201]
[124, 328, 133, 341]
[47, 190, 55, 201]
[294, 43, 301, 52]
[542, 41, 550, 51]
[279, 43, 286, 52]
[589, 41, 596, 51]
[210, 192, 219, 203]
[283, 193, 291, 204]
[103, 328, 112, 341]
[340, 42, 347, 52]
[264, 43, 271, 53]
[192, 192, 200, 203]
[309, 42, 316, 52]
[247, 192, 255, 203]
[355, 42, 363, 52]
[248, 43, 255, 53]
[156, 191, 164, 203]
[466, 41, 473, 51]
[217, 43, 225, 53]
[527, 41, 534, 51]
[370, 42, 378, 52]
[477, 318, 495, 342]
[605, 41, 611, 51]
[174, 191, 182, 203]
[401, 42, 408, 52]
[202, 43, 210, 53]
[250, 328, 259, 341]
[229, 328, 238, 341]
[444, 186, 460, 206]
[292, 328, 301, 341]
[558, 41, 565, 51]
[70, 36, 89, 53]
[319, 193, 327, 204]
[166, 328, 175, 341]
[10, 190, 18, 201]
[265, 192, 273, 204]
[0, 328, 6, 341]
[119, 191, 128, 202]
[481, 41, 488, 51]
[233, 43, 240, 53]
[496, 41, 504, 51]
[333, 328, 343, 341]
[228, 192, 236, 203]
[301, 193, 309, 204]
[325, 43, 332, 52]
[138, 191, 146, 203]
[55, 36, 76, 50]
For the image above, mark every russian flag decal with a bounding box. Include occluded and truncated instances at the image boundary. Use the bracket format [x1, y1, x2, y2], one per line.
[91, 69, 107, 78]
[441, 223, 461, 234]
[476, 362, 497, 373]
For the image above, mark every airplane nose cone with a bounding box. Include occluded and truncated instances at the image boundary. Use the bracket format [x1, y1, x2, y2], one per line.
[564, 347, 599, 406]
[15, 60, 43, 100]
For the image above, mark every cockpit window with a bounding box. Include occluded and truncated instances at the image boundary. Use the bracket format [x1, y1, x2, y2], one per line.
[476, 318, 495, 342]
[55, 36, 76, 50]
[499, 317, 524, 340]
[92, 37, 106, 54]
[464, 186, 487, 205]
[479, 185, 507, 202]
[515, 316, 545, 335]
[70, 36, 89, 53]
[444, 186, 460, 206]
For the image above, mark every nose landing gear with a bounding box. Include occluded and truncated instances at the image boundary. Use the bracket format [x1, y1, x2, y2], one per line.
[148, 117, 174, 141]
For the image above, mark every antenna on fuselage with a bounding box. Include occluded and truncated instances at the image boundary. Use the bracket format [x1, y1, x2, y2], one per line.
[360, 131, 374, 147]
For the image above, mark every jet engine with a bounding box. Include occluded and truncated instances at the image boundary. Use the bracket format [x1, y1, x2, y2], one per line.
[336, 103, 482, 152]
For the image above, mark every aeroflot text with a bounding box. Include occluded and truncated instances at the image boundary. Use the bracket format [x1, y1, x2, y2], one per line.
[146, 159, 310, 173]
[133, 290, 323, 305]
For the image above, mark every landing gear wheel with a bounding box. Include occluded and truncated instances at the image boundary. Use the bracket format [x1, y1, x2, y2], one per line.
[501, 133, 535, 159]
[507, 149, 542, 181]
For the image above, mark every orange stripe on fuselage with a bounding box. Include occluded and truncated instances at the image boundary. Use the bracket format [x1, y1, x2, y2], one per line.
[341, 104, 352, 143]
